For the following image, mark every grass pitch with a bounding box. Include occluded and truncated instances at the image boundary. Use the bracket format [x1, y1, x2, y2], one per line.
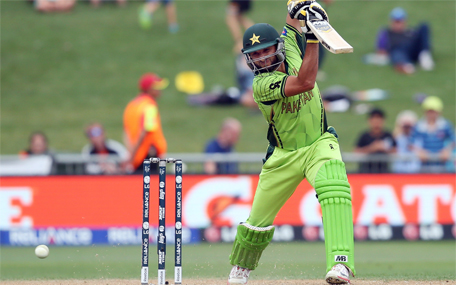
[1, 241, 454, 282]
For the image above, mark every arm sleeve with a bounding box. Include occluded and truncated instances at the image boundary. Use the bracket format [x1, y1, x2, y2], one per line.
[282, 24, 305, 60]
[253, 73, 288, 103]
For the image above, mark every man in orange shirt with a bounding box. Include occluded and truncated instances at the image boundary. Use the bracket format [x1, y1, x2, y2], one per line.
[123, 73, 168, 173]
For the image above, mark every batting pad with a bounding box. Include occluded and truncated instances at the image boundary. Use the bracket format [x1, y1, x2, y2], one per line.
[315, 160, 356, 275]
[229, 223, 275, 270]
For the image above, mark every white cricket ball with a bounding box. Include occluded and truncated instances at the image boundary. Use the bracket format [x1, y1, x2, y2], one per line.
[35, 245, 49, 259]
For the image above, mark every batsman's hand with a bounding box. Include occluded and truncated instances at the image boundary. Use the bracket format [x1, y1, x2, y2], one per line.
[287, 0, 315, 20]
[308, 2, 329, 22]
[298, 10, 319, 42]
[298, 2, 329, 42]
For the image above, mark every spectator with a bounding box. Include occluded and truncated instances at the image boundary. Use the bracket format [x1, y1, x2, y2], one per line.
[373, 7, 434, 74]
[123, 73, 168, 174]
[392, 110, 420, 173]
[34, 0, 76, 13]
[411, 96, 455, 172]
[20, 131, 52, 156]
[138, 0, 179, 33]
[226, 0, 254, 52]
[355, 108, 396, 173]
[19, 131, 56, 174]
[89, 0, 126, 8]
[82, 123, 128, 175]
[204, 117, 242, 174]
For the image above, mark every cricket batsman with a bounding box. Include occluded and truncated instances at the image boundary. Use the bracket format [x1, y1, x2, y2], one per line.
[227, 1, 356, 284]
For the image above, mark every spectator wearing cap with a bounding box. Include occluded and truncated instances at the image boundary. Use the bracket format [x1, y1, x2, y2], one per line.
[410, 96, 455, 172]
[354, 108, 397, 173]
[123, 73, 169, 174]
[392, 110, 420, 173]
[375, 7, 434, 74]
[82, 123, 128, 175]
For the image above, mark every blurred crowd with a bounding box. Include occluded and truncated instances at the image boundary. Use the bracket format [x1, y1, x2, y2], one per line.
[16, 2, 453, 175]
[353, 95, 455, 174]
[20, 91, 455, 175]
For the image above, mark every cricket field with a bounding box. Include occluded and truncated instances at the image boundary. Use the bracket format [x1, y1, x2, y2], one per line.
[1, 241, 454, 284]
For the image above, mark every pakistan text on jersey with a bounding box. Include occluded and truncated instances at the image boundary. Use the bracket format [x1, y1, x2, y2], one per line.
[281, 91, 314, 114]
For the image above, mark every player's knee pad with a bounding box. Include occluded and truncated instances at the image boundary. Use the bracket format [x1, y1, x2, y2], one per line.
[229, 222, 275, 270]
[315, 159, 356, 275]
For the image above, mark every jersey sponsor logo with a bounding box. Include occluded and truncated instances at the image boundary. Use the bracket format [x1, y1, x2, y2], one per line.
[281, 91, 314, 114]
[282, 28, 287, 36]
[335, 255, 348, 262]
[269, 81, 281, 90]
[329, 144, 334, 150]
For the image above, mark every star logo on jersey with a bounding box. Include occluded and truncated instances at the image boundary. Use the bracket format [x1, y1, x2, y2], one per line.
[250, 33, 260, 45]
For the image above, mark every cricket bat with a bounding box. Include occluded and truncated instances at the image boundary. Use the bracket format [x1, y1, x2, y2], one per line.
[302, 19, 353, 54]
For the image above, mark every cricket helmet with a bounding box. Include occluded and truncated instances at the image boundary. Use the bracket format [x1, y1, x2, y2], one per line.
[242, 23, 285, 74]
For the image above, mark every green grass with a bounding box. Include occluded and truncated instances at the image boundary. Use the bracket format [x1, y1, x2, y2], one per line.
[1, 1, 455, 154]
[1, 241, 455, 280]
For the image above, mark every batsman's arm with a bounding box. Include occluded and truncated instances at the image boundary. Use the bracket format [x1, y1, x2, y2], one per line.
[286, 11, 304, 32]
[283, 43, 318, 97]
[284, 13, 319, 97]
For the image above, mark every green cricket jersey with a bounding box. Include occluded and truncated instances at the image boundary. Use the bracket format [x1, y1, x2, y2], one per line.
[253, 24, 328, 150]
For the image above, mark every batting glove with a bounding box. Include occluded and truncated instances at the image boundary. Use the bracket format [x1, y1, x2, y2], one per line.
[297, 10, 319, 43]
[308, 2, 329, 22]
[287, 0, 315, 20]
[299, 3, 329, 43]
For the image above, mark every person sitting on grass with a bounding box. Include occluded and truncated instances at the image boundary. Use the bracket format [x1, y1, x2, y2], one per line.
[375, 7, 435, 74]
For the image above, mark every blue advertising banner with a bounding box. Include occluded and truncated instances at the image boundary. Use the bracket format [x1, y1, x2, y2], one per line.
[1, 227, 200, 246]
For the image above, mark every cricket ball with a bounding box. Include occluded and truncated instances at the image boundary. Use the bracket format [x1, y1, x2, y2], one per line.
[35, 245, 49, 259]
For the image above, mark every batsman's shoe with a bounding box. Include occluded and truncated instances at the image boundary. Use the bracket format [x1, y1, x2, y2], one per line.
[325, 264, 353, 284]
[227, 265, 250, 284]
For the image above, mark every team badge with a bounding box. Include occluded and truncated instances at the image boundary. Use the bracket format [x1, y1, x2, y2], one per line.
[250, 33, 260, 45]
